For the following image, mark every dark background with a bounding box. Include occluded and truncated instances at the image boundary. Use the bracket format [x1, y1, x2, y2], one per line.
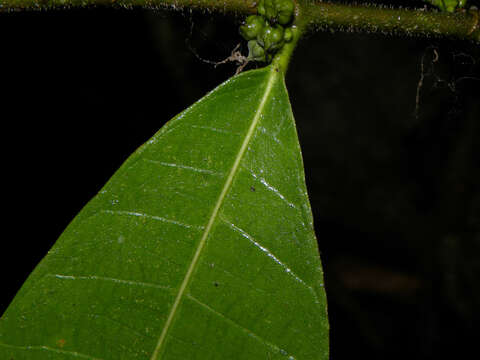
[1, 1, 479, 359]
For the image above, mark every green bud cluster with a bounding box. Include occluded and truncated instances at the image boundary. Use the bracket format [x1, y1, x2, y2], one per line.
[258, 0, 295, 25]
[239, 0, 295, 62]
[426, 0, 467, 12]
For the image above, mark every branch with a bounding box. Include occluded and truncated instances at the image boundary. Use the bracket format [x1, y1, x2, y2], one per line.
[0, 0, 257, 14]
[296, 1, 480, 43]
[0, 0, 478, 43]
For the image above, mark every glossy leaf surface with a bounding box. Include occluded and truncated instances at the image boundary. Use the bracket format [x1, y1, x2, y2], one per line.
[0, 66, 328, 359]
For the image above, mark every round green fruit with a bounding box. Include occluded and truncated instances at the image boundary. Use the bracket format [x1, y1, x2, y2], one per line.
[276, 0, 295, 25]
[240, 15, 266, 40]
[247, 40, 266, 61]
[283, 28, 293, 42]
[261, 24, 285, 52]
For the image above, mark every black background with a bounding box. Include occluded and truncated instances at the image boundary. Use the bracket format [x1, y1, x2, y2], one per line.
[1, 2, 480, 359]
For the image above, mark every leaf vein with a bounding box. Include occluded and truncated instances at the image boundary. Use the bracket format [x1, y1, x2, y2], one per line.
[48, 274, 173, 291]
[150, 69, 279, 360]
[0, 342, 102, 359]
[190, 124, 239, 136]
[143, 159, 223, 176]
[222, 219, 320, 304]
[101, 210, 203, 230]
[186, 295, 296, 360]
[244, 168, 297, 209]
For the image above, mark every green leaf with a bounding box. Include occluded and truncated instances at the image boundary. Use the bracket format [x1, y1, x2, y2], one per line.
[1, 65, 328, 359]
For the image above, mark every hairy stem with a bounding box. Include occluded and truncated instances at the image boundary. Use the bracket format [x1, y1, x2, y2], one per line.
[0, 0, 257, 14]
[1, 0, 479, 43]
[297, 1, 480, 43]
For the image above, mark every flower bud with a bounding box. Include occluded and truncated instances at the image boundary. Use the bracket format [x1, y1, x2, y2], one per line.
[283, 28, 293, 42]
[239, 15, 266, 40]
[247, 40, 266, 61]
[260, 24, 285, 52]
[276, 0, 295, 25]
[257, 0, 294, 25]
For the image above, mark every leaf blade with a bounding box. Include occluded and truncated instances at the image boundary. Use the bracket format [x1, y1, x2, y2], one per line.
[151, 62, 278, 360]
[1, 66, 328, 359]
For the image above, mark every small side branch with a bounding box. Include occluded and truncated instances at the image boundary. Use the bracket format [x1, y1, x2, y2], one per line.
[297, 1, 480, 43]
[0, 0, 257, 15]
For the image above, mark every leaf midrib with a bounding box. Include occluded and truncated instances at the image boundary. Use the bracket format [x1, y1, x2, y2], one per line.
[150, 68, 278, 360]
